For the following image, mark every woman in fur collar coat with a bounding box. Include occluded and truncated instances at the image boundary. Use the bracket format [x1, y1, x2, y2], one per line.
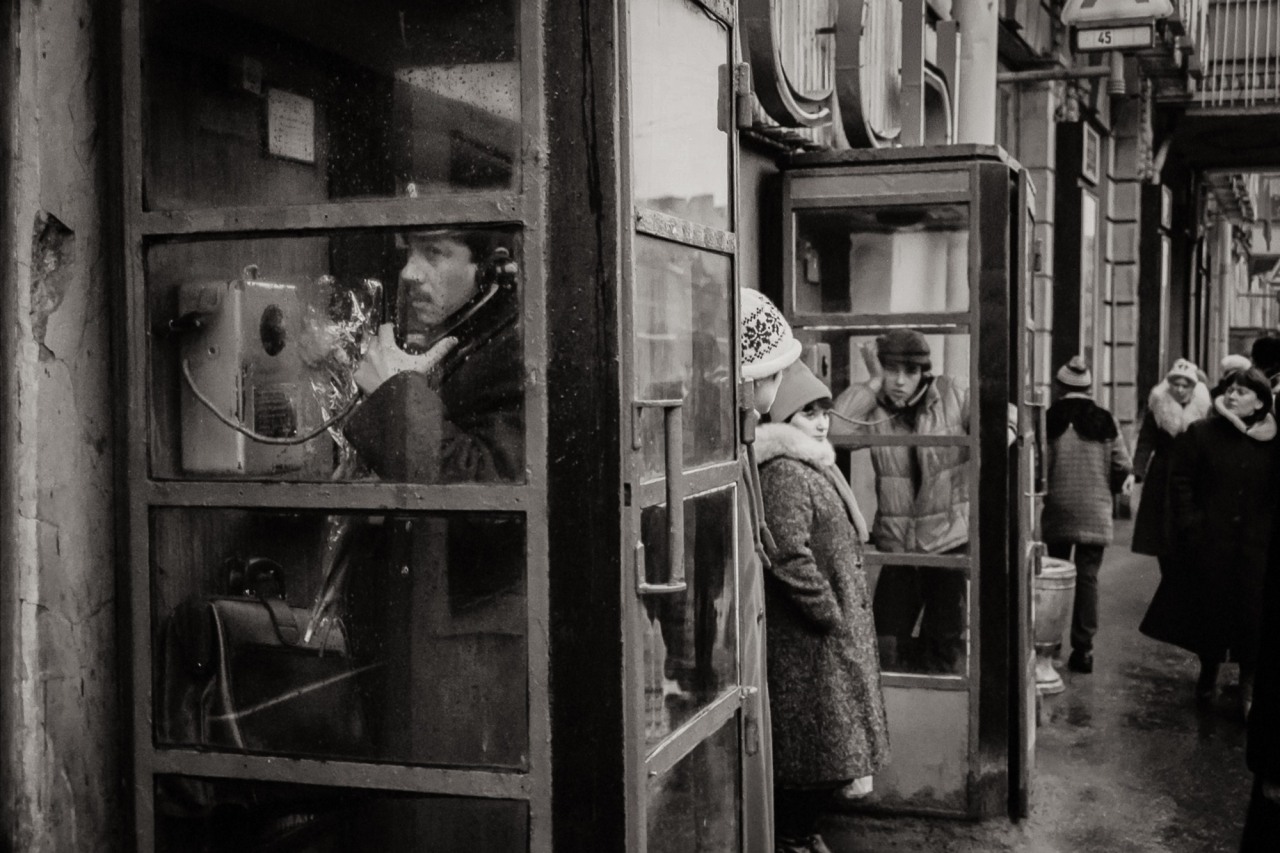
[757, 361, 889, 853]
[1146, 367, 1279, 713]
[1131, 359, 1213, 558]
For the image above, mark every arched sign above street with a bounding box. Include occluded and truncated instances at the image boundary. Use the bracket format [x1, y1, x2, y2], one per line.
[1060, 0, 1174, 25]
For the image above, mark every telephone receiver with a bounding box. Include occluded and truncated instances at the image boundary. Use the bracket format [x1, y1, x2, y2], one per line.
[393, 247, 518, 356]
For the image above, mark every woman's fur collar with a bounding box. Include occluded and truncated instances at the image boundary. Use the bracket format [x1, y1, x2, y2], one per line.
[1148, 379, 1212, 436]
[1212, 395, 1277, 441]
[755, 421, 837, 467]
[755, 422, 869, 542]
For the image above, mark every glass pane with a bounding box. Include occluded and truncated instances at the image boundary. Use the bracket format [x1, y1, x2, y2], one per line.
[155, 777, 527, 853]
[143, 0, 521, 209]
[634, 237, 734, 478]
[147, 228, 524, 484]
[630, 0, 731, 230]
[646, 718, 741, 852]
[641, 488, 737, 750]
[152, 509, 527, 768]
[794, 204, 970, 314]
[867, 564, 969, 676]
[806, 329, 972, 558]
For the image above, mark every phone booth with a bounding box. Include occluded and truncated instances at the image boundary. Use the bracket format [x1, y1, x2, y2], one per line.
[776, 146, 1040, 818]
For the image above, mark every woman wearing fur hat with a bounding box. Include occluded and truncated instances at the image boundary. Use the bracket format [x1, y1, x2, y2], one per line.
[1154, 367, 1279, 714]
[1131, 359, 1213, 562]
[1041, 357, 1134, 674]
[830, 329, 970, 674]
[757, 360, 889, 853]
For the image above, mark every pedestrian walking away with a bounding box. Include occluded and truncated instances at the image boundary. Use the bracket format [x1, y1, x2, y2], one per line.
[1040, 356, 1133, 674]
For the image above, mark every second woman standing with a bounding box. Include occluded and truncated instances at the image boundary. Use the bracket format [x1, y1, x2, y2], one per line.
[757, 361, 890, 853]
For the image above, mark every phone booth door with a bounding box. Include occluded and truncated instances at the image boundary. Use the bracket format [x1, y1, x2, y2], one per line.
[620, 0, 756, 850]
[780, 148, 1030, 818]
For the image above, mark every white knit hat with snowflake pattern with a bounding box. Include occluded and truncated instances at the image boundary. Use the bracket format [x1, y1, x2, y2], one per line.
[740, 289, 802, 380]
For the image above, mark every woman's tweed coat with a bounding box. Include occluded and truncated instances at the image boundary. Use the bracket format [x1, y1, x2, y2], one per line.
[756, 422, 890, 787]
[1040, 395, 1133, 546]
[1131, 379, 1212, 556]
[1140, 399, 1280, 658]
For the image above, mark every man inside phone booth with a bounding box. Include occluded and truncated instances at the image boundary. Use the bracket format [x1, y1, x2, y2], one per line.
[830, 329, 970, 674]
[343, 226, 523, 484]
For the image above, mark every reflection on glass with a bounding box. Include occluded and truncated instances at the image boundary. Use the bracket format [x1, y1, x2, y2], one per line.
[155, 776, 527, 853]
[867, 564, 968, 676]
[794, 205, 969, 314]
[630, 0, 730, 230]
[641, 489, 737, 749]
[778, 0, 836, 100]
[147, 228, 524, 483]
[143, 0, 521, 209]
[634, 237, 734, 478]
[152, 509, 527, 768]
[646, 719, 741, 852]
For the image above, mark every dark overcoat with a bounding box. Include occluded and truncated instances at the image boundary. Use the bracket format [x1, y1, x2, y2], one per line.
[1243, 506, 1280, 848]
[344, 290, 523, 484]
[757, 423, 890, 787]
[1131, 380, 1212, 556]
[1139, 401, 1279, 658]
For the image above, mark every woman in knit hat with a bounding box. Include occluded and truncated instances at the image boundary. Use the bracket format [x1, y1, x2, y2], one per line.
[1158, 367, 1278, 715]
[735, 287, 802, 852]
[1132, 358, 1211, 594]
[756, 360, 889, 853]
[829, 329, 970, 674]
[1040, 356, 1133, 674]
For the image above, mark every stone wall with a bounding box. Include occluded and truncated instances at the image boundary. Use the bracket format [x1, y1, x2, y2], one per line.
[1, 2, 119, 850]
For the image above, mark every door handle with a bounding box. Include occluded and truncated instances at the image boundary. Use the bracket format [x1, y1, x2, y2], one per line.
[634, 398, 686, 595]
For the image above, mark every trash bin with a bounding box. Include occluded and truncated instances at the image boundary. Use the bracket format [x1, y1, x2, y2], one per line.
[1033, 556, 1076, 696]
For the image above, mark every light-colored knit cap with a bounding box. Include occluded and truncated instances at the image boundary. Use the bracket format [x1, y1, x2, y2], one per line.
[1167, 358, 1201, 384]
[740, 289, 802, 380]
[1055, 355, 1092, 389]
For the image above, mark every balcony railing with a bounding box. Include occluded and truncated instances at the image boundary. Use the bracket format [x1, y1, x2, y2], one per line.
[1196, 0, 1280, 107]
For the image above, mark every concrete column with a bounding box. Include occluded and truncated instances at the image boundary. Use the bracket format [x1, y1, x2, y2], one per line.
[954, 0, 999, 144]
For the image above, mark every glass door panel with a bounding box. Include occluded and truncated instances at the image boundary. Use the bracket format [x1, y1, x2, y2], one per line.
[629, 0, 731, 229]
[641, 488, 738, 749]
[645, 719, 741, 852]
[634, 236, 735, 478]
[793, 203, 971, 314]
[151, 507, 528, 769]
[146, 228, 526, 484]
[142, 0, 523, 209]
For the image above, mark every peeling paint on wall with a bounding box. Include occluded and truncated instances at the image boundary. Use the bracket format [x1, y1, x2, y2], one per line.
[29, 212, 76, 362]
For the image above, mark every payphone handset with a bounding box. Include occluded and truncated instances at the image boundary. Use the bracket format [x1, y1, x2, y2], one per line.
[178, 271, 310, 475]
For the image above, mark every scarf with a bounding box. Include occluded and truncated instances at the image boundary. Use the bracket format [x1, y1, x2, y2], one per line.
[1147, 379, 1212, 437]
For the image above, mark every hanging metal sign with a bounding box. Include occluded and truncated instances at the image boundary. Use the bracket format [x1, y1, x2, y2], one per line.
[1074, 21, 1155, 51]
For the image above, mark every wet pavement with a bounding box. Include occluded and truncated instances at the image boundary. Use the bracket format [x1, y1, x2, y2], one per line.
[821, 520, 1255, 852]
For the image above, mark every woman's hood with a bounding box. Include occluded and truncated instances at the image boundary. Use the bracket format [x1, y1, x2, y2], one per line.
[1212, 395, 1278, 441]
[1148, 379, 1212, 436]
[755, 422, 837, 467]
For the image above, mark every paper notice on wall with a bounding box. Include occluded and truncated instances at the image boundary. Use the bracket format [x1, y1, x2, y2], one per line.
[266, 88, 315, 164]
